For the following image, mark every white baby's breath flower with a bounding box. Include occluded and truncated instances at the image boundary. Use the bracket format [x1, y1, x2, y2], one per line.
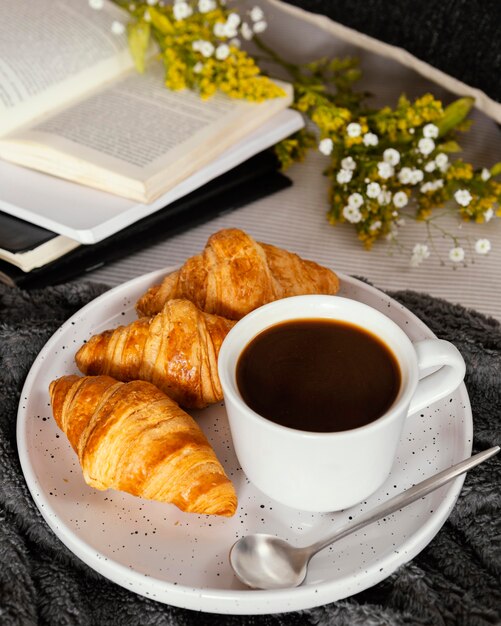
[475, 239, 491, 255]
[424, 161, 436, 173]
[146, 0, 157, 5]
[396, 218, 406, 226]
[224, 23, 238, 37]
[348, 193, 364, 209]
[192, 40, 203, 51]
[111, 20, 125, 35]
[198, 0, 217, 13]
[252, 20, 267, 33]
[89, 0, 104, 8]
[410, 243, 430, 267]
[229, 37, 241, 48]
[250, 6, 264, 21]
[484, 208, 494, 222]
[383, 148, 400, 166]
[377, 190, 392, 206]
[227, 12, 241, 27]
[449, 246, 465, 263]
[318, 138, 333, 156]
[198, 0, 216, 12]
[213, 21, 224, 36]
[369, 220, 382, 231]
[342, 205, 362, 223]
[129, 3, 136, 9]
[363, 132, 378, 146]
[337, 169, 353, 184]
[393, 191, 408, 208]
[418, 137, 435, 156]
[420, 182, 434, 194]
[398, 167, 413, 184]
[409, 169, 424, 185]
[199, 40, 215, 57]
[366, 182, 381, 198]
[420, 179, 443, 194]
[240, 22, 253, 40]
[341, 156, 357, 171]
[480, 168, 491, 181]
[423, 123, 439, 139]
[377, 161, 394, 180]
[193, 62, 204, 73]
[454, 189, 472, 207]
[173, 1, 192, 20]
[346, 122, 362, 137]
[215, 43, 230, 60]
[143, 9, 151, 21]
[435, 153, 449, 172]
[213, 22, 227, 37]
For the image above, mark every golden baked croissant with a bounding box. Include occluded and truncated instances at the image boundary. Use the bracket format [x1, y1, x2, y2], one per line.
[136, 228, 340, 319]
[75, 299, 235, 409]
[49, 375, 238, 517]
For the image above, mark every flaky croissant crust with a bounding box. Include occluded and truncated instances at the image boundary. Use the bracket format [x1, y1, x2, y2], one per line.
[75, 299, 235, 409]
[136, 228, 340, 319]
[49, 375, 237, 517]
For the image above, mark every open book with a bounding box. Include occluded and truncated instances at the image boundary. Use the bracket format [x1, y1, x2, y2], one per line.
[0, 0, 293, 203]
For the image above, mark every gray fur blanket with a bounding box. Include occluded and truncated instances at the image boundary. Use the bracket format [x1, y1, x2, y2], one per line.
[0, 281, 499, 625]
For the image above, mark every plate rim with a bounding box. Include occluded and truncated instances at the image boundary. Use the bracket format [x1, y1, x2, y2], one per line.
[16, 269, 473, 615]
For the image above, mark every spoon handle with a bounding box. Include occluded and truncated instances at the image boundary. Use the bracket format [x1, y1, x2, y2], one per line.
[308, 446, 499, 556]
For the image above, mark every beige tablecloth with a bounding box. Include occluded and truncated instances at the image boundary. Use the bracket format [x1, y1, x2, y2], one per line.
[88, 0, 501, 321]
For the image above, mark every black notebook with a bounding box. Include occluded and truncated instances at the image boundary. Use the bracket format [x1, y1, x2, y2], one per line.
[0, 150, 291, 289]
[0, 213, 56, 252]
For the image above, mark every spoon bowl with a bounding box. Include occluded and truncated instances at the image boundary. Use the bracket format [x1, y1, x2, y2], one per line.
[230, 534, 310, 589]
[229, 447, 499, 590]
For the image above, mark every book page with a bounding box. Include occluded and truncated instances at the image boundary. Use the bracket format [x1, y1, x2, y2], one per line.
[0, 63, 292, 201]
[0, 236, 80, 272]
[28, 64, 237, 175]
[0, 0, 133, 135]
[0, 110, 303, 243]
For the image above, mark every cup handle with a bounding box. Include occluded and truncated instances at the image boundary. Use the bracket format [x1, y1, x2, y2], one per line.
[407, 339, 466, 416]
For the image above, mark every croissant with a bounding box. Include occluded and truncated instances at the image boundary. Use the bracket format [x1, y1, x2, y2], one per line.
[136, 228, 340, 319]
[75, 299, 235, 409]
[49, 375, 237, 516]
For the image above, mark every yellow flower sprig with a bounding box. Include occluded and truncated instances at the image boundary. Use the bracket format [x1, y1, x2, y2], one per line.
[108, 2, 500, 265]
[315, 97, 501, 254]
[264, 50, 501, 265]
[114, 0, 284, 101]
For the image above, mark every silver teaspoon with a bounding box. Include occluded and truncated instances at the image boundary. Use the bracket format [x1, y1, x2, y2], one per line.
[230, 446, 499, 590]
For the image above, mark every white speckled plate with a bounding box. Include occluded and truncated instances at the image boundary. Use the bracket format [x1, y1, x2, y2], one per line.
[17, 270, 472, 615]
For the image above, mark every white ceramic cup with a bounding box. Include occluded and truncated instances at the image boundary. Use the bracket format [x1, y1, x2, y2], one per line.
[218, 295, 466, 512]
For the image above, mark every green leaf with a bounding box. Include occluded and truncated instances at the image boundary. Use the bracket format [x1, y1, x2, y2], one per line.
[148, 6, 174, 34]
[490, 161, 501, 177]
[398, 93, 410, 108]
[436, 140, 461, 153]
[127, 21, 151, 73]
[437, 97, 474, 137]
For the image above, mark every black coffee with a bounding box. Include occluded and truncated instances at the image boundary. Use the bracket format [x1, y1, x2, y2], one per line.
[236, 319, 401, 433]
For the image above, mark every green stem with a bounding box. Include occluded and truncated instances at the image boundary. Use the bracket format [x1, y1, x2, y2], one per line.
[425, 221, 445, 264]
[252, 36, 302, 82]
